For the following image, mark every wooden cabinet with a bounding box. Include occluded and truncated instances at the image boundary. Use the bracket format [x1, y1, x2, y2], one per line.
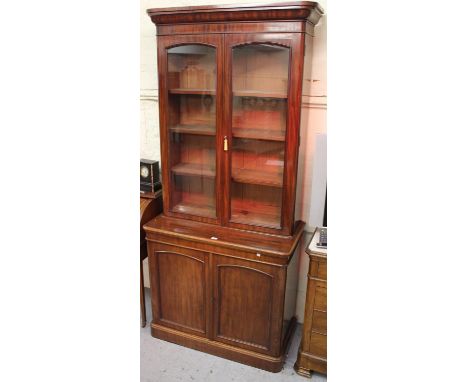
[294, 229, 327, 377]
[144, 1, 324, 373]
[145, 216, 304, 372]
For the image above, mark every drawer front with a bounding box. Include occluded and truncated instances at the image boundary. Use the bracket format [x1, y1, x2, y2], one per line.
[147, 233, 288, 266]
[314, 284, 327, 311]
[303, 279, 327, 357]
[309, 332, 327, 358]
[317, 261, 327, 280]
[308, 257, 327, 280]
[311, 310, 327, 334]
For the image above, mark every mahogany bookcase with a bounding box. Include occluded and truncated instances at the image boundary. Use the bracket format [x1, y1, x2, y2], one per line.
[143, 1, 323, 372]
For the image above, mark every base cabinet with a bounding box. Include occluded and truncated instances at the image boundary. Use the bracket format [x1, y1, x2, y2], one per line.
[144, 215, 304, 372]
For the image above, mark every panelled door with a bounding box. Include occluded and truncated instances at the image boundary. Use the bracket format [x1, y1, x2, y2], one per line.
[211, 254, 285, 356]
[222, 33, 304, 236]
[157, 34, 224, 225]
[149, 243, 211, 338]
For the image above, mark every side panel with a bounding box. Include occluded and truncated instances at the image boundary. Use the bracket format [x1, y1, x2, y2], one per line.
[281, 238, 301, 345]
[295, 31, 314, 222]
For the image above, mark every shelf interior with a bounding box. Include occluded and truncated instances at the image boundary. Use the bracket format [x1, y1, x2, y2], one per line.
[232, 168, 283, 188]
[171, 176, 216, 219]
[230, 210, 281, 229]
[230, 182, 282, 228]
[171, 163, 215, 178]
[231, 138, 284, 188]
[230, 199, 281, 228]
[172, 201, 216, 219]
[232, 127, 285, 142]
[232, 93, 287, 142]
[170, 124, 215, 136]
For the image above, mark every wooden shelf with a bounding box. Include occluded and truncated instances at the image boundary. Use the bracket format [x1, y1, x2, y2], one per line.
[230, 208, 281, 229]
[172, 190, 216, 218]
[172, 202, 216, 218]
[232, 127, 285, 142]
[233, 90, 287, 99]
[232, 168, 283, 188]
[169, 88, 215, 95]
[171, 163, 216, 178]
[170, 124, 215, 136]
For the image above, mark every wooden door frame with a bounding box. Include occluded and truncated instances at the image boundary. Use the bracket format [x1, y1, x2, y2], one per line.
[222, 32, 305, 236]
[157, 34, 225, 226]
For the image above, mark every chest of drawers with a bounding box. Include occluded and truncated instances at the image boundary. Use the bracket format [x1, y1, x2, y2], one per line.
[294, 228, 327, 377]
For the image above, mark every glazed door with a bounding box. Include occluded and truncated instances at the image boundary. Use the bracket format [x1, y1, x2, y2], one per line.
[149, 243, 211, 338]
[223, 33, 303, 235]
[212, 255, 284, 356]
[158, 35, 223, 224]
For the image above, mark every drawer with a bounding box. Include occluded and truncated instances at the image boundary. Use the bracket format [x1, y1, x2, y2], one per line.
[317, 261, 327, 280]
[311, 310, 327, 334]
[148, 235, 287, 266]
[314, 285, 327, 311]
[309, 332, 327, 358]
[152, 242, 206, 258]
[309, 258, 327, 280]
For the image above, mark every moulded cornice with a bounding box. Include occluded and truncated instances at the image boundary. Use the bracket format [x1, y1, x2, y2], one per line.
[147, 1, 324, 26]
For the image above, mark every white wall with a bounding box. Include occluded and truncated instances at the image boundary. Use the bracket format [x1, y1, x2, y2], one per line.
[140, 0, 327, 323]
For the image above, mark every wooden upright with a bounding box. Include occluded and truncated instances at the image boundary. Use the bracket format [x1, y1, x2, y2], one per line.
[144, 1, 324, 372]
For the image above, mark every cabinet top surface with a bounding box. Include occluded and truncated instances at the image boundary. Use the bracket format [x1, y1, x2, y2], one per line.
[306, 227, 327, 257]
[144, 215, 305, 258]
[147, 1, 324, 25]
[140, 190, 162, 200]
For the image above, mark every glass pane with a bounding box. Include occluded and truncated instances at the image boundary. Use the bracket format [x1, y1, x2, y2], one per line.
[167, 45, 217, 218]
[230, 44, 289, 228]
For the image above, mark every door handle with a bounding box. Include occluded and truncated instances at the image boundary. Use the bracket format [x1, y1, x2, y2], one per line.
[223, 136, 228, 151]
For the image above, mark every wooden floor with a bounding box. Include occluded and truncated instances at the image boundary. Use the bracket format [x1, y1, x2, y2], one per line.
[140, 289, 327, 382]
